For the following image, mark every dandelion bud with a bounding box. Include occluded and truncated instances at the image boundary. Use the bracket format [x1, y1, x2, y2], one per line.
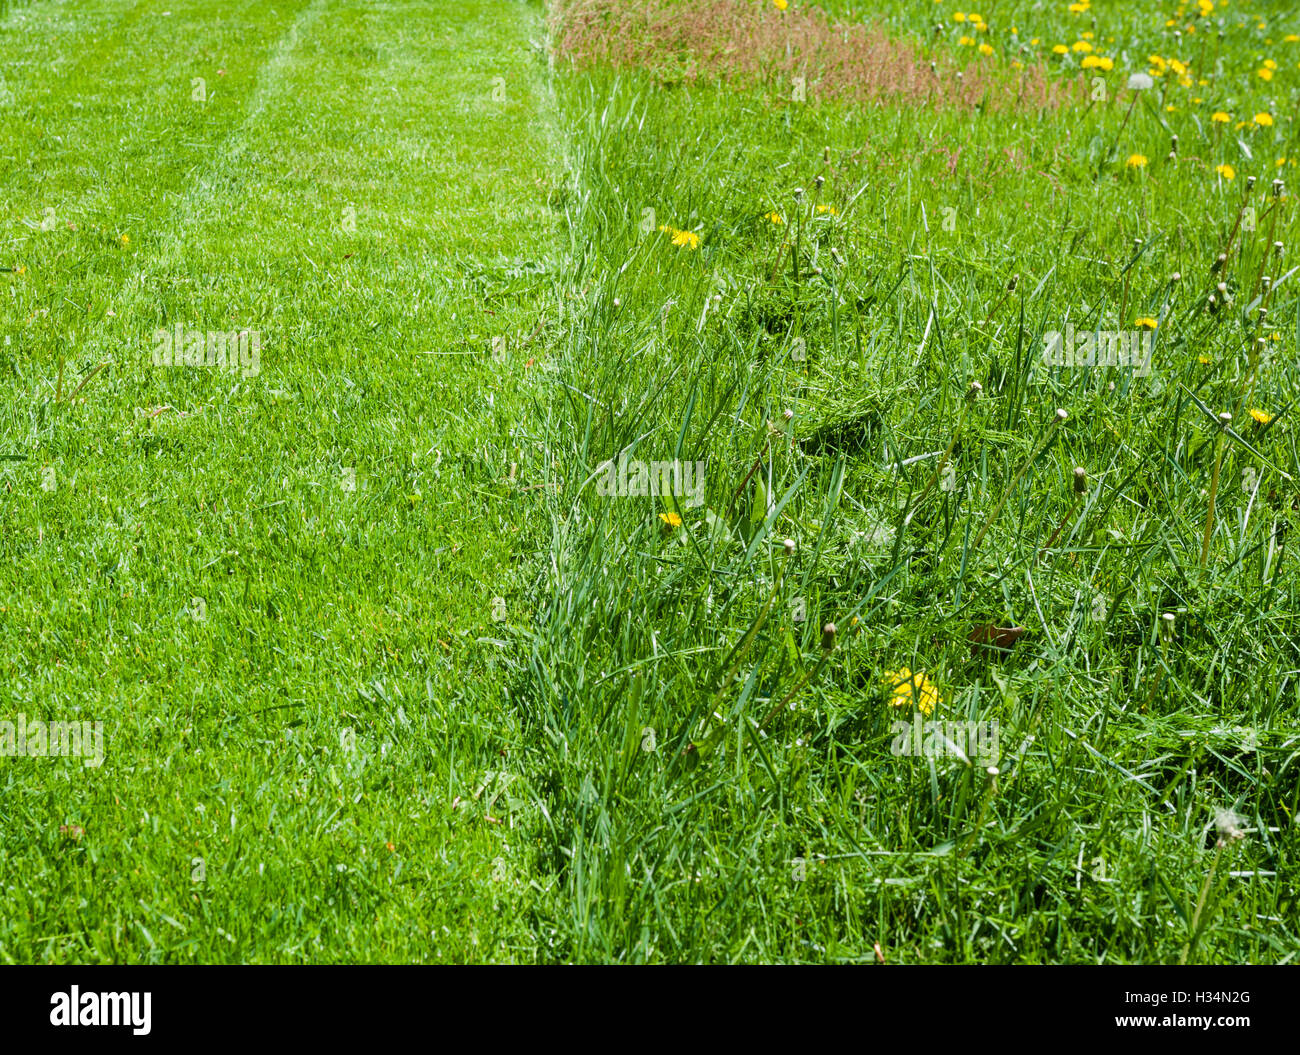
[1262, 275, 1272, 291]
[1212, 252, 1227, 272]
[967, 380, 982, 401]
[1171, 272, 1181, 283]
[821, 623, 837, 651]
[823, 146, 830, 163]
[1054, 408, 1069, 423]
[782, 408, 794, 421]
[1218, 411, 1233, 428]
[1246, 175, 1257, 190]
[1273, 179, 1285, 198]
[815, 175, 825, 189]
[1258, 307, 1268, 323]
[1007, 273, 1019, 291]
[830, 247, 845, 266]
[1274, 241, 1284, 256]
[812, 266, 823, 276]
[792, 187, 804, 200]
[1170, 134, 1179, 152]
[613, 297, 621, 307]
[1107, 380, 1115, 392]
[1216, 281, 1228, 295]
[1073, 467, 1088, 494]
[783, 538, 796, 556]
[1167, 151, 1176, 162]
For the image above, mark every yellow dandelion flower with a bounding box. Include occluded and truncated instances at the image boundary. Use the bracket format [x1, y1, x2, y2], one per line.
[1285, 34, 1300, 43]
[1072, 40, 1093, 53]
[816, 203, 838, 215]
[1052, 44, 1069, 55]
[659, 511, 683, 528]
[1126, 154, 1148, 169]
[765, 211, 785, 224]
[882, 668, 941, 717]
[1135, 316, 1158, 329]
[1265, 59, 1278, 70]
[1250, 408, 1274, 425]
[1198, 355, 1212, 364]
[1258, 68, 1274, 81]
[14, 264, 26, 275]
[1215, 163, 1235, 180]
[672, 229, 700, 250]
[959, 35, 974, 45]
[1211, 111, 1230, 123]
[119, 233, 130, 247]
[978, 42, 993, 55]
[1255, 112, 1274, 127]
[1169, 59, 1186, 75]
[773, 0, 788, 10]
[954, 11, 966, 21]
[1068, 2, 1090, 13]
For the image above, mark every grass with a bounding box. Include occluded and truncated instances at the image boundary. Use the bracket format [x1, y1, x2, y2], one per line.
[2, 0, 1298, 964]
[1, 0, 558, 962]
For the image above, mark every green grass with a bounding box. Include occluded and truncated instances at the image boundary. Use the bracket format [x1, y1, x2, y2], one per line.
[511, 0, 1300, 963]
[2, 0, 1298, 963]
[1, 0, 558, 962]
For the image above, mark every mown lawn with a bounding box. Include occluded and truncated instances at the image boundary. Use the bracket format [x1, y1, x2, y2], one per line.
[1, 0, 558, 962]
